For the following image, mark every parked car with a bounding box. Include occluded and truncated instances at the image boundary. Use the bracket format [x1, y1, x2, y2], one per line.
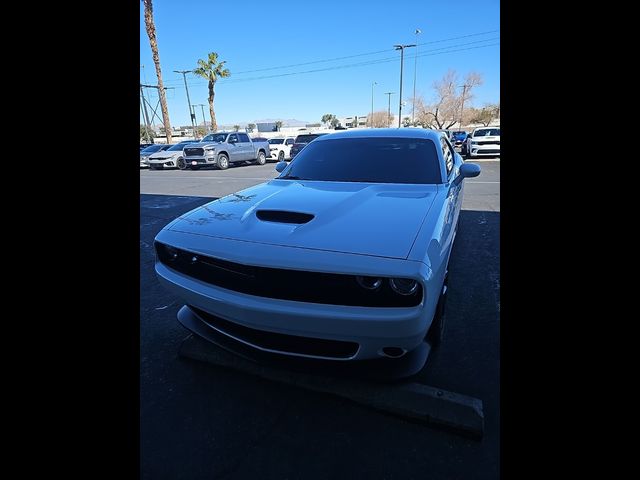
[140, 144, 171, 168]
[465, 127, 500, 158]
[289, 133, 328, 160]
[182, 132, 270, 170]
[148, 141, 199, 170]
[154, 129, 480, 377]
[451, 131, 468, 152]
[268, 137, 295, 162]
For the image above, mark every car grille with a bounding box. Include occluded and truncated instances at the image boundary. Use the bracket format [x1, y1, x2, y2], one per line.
[184, 147, 204, 156]
[475, 149, 500, 154]
[476, 140, 500, 145]
[155, 242, 422, 307]
[189, 306, 359, 359]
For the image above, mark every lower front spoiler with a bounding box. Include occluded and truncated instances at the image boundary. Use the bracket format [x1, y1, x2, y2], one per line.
[177, 305, 430, 382]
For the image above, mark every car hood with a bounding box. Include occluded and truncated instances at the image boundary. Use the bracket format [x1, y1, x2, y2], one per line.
[149, 151, 178, 159]
[167, 180, 439, 259]
[471, 135, 500, 141]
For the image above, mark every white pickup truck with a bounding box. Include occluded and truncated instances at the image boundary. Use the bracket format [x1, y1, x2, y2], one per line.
[182, 132, 270, 170]
[267, 137, 295, 162]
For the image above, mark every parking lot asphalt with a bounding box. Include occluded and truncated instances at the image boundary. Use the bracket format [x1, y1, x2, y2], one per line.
[140, 161, 500, 479]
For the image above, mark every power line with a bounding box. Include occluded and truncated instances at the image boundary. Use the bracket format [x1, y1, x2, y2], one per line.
[159, 29, 499, 85]
[160, 39, 499, 88]
[219, 40, 499, 84]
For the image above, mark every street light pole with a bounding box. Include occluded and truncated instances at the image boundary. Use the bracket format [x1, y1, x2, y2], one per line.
[412, 28, 421, 125]
[174, 70, 197, 139]
[195, 104, 208, 133]
[394, 44, 416, 128]
[458, 84, 470, 131]
[385, 92, 395, 127]
[371, 81, 377, 128]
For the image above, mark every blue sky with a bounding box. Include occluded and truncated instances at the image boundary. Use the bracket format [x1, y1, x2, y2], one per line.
[140, 0, 499, 127]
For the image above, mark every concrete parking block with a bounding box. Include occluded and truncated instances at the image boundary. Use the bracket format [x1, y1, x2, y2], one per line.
[179, 333, 484, 439]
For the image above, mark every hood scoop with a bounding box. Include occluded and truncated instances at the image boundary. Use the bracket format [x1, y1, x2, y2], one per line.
[256, 210, 314, 224]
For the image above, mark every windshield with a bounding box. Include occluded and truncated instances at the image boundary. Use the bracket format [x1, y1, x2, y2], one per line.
[473, 128, 500, 137]
[168, 142, 195, 151]
[141, 145, 163, 154]
[268, 139, 284, 144]
[280, 137, 442, 184]
[202, 133, 228, 143]
[453, 132, 467, 138]
[294, 134, 324, 144]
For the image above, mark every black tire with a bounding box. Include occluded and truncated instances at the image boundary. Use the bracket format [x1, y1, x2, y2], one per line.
[278, 151, 285, 162]
[255, 151, 266, 165]
[217, 153, 229, 170]
[427, 276, 448, 348]
[177, 157, 186, 170]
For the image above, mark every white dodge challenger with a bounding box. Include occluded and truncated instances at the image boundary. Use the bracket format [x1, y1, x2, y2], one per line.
[154, 129, 480, 375]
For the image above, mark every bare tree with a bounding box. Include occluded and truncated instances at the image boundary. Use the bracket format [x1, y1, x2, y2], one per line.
[468, 103, 499, 126]
[275, 120, 283, 131]
[142, 0, 172, 143]
[414, 70, 483, 129]
[233, 125, 240, 132]
[365, 110, 392, 128]
[247, 123, 256, 132]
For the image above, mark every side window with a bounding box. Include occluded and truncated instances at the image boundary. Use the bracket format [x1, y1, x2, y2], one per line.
[286, 138, 294, 145]
[228, 134, 238, 143]
[440, 137, 454, 178]
[238, 133, 250, 142]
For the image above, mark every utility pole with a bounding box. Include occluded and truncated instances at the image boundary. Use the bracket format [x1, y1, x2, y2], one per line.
[412, 28, 422, 125]
[141, 84, 174, 141]
[458, 84, 470, 131]
[370, 81, 377, 127]
[195, 104, 208, 133]
[385, 92, 395, 127]
[394, 44, 416, 128]
[140, 85, 152, 142]
[174, 70, 197, 140]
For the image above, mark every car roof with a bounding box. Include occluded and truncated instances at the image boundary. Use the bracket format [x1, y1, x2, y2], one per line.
[312, 128, 445, 142]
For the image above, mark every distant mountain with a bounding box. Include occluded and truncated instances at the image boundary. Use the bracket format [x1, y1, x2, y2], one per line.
[253, 118, 310, 126]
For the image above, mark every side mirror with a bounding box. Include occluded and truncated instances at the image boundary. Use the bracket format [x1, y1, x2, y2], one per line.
[460, 162, 481, 178]
[275, 161, 287, 173]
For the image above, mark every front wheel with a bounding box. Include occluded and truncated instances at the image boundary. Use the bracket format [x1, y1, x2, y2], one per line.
[217, 153, 229, 170]
[255, 151, 266, 165]
[177, 157, 186, 170]
[426, 276, 448, 348]
[278, 151, 285, 162]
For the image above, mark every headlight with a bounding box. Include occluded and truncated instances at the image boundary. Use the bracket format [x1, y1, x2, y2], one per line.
[389, 278, 419, 296]
[205, 148, 216, 155]
[356, 276, 382, 290]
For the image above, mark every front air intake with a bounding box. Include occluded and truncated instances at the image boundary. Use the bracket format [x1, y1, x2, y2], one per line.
[256, 210, 314, 224]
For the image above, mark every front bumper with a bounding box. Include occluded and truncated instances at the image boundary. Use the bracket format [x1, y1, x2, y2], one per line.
[177, 304, 431, 380]
[184, 155, 217, 166]
[469, 145, 500, 157]
[156, 260, 431, 362]
[148, 159, 177, 168]
[140, 158, 150, 168]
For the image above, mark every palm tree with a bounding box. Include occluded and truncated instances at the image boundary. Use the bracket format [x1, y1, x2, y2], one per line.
[142, 0, 172, 143]
[193, 52, 231, 132]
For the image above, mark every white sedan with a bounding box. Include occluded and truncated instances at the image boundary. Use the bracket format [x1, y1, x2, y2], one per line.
[154, 129, 480, 377]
